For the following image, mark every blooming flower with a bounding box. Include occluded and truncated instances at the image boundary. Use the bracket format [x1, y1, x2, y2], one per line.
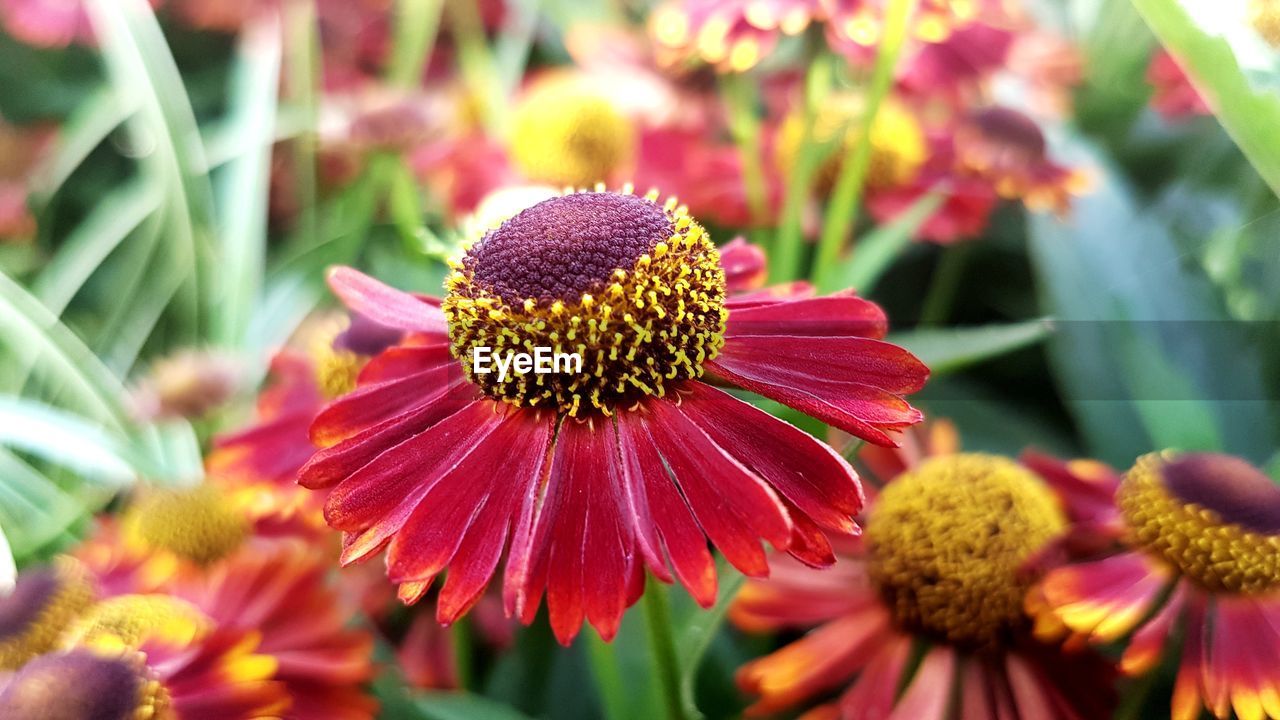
[1027, 451, 1280, 720]
[507, 73, 637, 188]
[732, 450, 1117, 719]
[128, 349, 243, 422]
[299, 189, 928, 643]
[0, 559, 95, 670]
[953, 106, 1087, 215]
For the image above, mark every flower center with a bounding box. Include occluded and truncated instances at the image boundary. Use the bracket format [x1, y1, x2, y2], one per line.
[865, 454, 1066, 647]
[0, 558, 95, 670]
[68, 595, 210, 650]
[509, 77, 635, 188]
[0, 649, 173, 720]
[123, 485, 248, 566]
[1118, 452, 1280, 594]
[444, 191, 727, 416]
[304, 316, 364, 399]
[776, 94, 926, 192]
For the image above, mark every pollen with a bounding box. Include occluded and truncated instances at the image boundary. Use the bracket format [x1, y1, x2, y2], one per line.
[122, 485, 248, 566]
[1118, 451, 1280, 594]
[302, 315, 363, 399]
[509, 76, 635, 188]
[0, 558, 96, 670]
[775, 93, 926, 193]
[443, 190, 727, 416]
[67, 594, 210, 650]
[865, 454, 1066, 648]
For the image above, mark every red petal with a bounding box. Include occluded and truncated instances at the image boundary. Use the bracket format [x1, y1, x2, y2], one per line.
[726, 293, 888, 339]
[887, 647, 955, 720]
[357, 344, 455, 384]
[718, 236, 766, 293]
[708, 335, 927, 446]
[381, 410, 553, 623]
[676, 382, 863, 535]
[645, 399, 793, 577]
[299, 375, 474, 489]
[327, 266, 448, 338]
[322, 401, 503, 542]
[310, 364, 459, 447]
[616, 412, 717, 606]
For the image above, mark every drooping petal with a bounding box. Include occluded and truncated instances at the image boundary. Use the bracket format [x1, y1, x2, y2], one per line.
[382, 409, 554, 625]
[676, 381, 863, 536]
[1035, 552, 1173, 643]
[838, 634, 914, 720]
[731, 549, 878, 632]
[615, 411, 717, 606]
[725, 293, 888, 339]
[887, 646, 956, 720]
[1120, 582, 1188, 676]
[327, 266, 448, 339]
[645, 398, 793, 577]
[718, 236, 767, 293]
[708, 334, 927, 446]
[310, 363, 461, 447]
[736, 607, 894, 716]
[322, 401, 505, 549]
[300, 375, 475, 489]
[505, 418, 635, 644]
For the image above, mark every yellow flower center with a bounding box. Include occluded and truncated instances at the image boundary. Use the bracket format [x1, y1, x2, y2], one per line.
[123, 485, 248, 566]
[0, 558, 96, 670]
[0, 648, 173, 720]
[776, 94, 926, 193]
[1118, 451, 1280, 594]
[304, 316, 364, 399]
[866, 454, 1066, 647]
[509, 77, 635, 188]
[66, 595, 210, 650]
[443, 190, 727, 416]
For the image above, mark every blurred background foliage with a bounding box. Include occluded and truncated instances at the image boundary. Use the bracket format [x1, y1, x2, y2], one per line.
[0, 0, 1276, 716]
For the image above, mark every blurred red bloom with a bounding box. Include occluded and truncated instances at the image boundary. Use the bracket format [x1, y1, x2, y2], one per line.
[1028, 451, 1280, 720]
[299, 190, 928, 644]
[733, 436, 1116, 719]
[1, 0, 94, 48]
[1147, 49, 1211, 120]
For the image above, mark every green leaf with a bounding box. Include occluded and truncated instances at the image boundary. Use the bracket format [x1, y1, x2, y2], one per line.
[36, 86, 136, 197]
[1130, 0, 1280, 197]
[0, 524, 14, 592]
[889, 319, 1054, 376]
[0, 448, 99, 560]
[209, 17, 282, 348]
[0, 270, 130, 429]
[410, 692, 536, 720]
[818, 192, 942, 294]
[0, 397, 135, 486]
[32, 177, 162, 314]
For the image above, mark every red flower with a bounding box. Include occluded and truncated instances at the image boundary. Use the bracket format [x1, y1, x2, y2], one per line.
[1147, 49, 1211, 120]
[300, 190, 928, 644]
[0, 0, 94, 48]
[1028, 451, 1280, 720]
[732, 442, 1117, 719]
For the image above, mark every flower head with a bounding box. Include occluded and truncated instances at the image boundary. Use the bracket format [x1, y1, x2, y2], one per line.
[954, 106, 1087, 214]
[0, 648, 172, 720]
[1029, 451, 1280, 720]
[0, 559, 95, 670]
[301, 190, 927, 643]
[129, 349, 242, 422]
[733, 450, 1115, 719]
[122, 485, 249, 568]
[508, 75, 636, 188]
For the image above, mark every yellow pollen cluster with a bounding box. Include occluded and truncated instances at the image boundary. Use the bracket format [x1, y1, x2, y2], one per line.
[775, 94, 926, 194]
[443, 191, 727, 417]
[865, 454, 1067, 648]
[509, 77, 635, 188]
[1118, 452, 1280, 594]
[123, 485, 248, 566]
[0, 558, 96, 670]
[303, 315, 363, 399]
[67, 595, 210, 650]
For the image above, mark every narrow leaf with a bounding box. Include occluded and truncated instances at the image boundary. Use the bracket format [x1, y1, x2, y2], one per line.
[889, 319, 1054, 376]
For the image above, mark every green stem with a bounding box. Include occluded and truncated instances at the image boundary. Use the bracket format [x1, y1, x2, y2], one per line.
[450, 615, 474, 690]
[643, 580, 688, 720]
[446, 0, 503, 134]
[770, 53, 833, 283]
[586, 632, 630, 720]
[282, 0, 319, 249]
[386, 0, 443, 88]
[720, 74, 770, 229]
[811, 0, 916, 290]
[918, 244, 970, 326]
